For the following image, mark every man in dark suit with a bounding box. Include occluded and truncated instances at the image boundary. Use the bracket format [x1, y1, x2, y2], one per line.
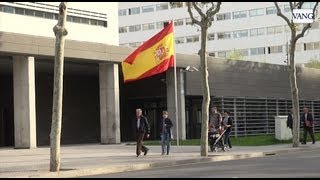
[135, 108, 150, 157]
[300, 107, 315, 144]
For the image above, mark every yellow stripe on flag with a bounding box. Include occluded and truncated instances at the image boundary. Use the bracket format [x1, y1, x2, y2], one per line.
[122, 32, 174, 81]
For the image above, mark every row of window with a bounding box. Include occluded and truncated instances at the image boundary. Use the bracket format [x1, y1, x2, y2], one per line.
[120, 15, 319, 35]
[120, 2, 315, 21]
[120, 41, 320, 57]
[120, 23, 316, 44]
[212, 41, 320, 58]
[119, 2, 184, 16]
[0, 5, 108, 28]
[9, 2, 108, 19]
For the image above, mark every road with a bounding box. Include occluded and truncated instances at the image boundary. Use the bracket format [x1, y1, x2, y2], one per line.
[81, 149, 320, 178]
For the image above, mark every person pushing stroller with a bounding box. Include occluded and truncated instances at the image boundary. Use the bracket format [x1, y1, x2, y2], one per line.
[208, 107, 226, 152]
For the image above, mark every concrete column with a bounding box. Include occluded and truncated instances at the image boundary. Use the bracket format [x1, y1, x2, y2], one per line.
[99, 63, 120, 144]
[13, 56, 37, 148]
[166, 68, 186, 140]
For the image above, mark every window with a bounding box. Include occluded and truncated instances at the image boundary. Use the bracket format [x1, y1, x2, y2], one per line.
[266, 7, 277, 15]
[175, 37, 185, 44]
[233, 30, 248, 38]
[142, 23, 155, 31]
[45, 12, 55, 19]
[170, 2, 183, 9]
[3, 6, 14, 13]
[35, 11, 44, 18]
[156, 3, 169, 11]
[156, 21, 169, 29]
[174, 19, 184, 26]
[290, 43, 303, 52]
[304, 42, 320, 51]
[129, 42, 142, 48]
[217, 32, 231, 40]
[15, 7, 24, 15]
[186, 35, 199, 43]
[90, 19, 98, 25]
[129, 25, 141, 32]
[233, 10, 247, 19]
[250, 47, 265, 55]
[118, 9, 127, 16]
[217, 51, 227, 57]
[119, 26, 128, 33]
[267, 26, 283, 35]
[208, 33, 215, 41]
[25, 9, 35, 16]
[268, 45, 283, 54]
[208, 52, 216, 57]
[284, 5, 290, 12]
[128, 7, 140, 15]
[73, 16, 81, 23]
[250, 27, 265, 36]
[217, 12, 231, 21]
[81, 18, 89, 24]
[142, 5, 155, 13]
[249, 8, 265, 17]
[185, 18, 192, 25]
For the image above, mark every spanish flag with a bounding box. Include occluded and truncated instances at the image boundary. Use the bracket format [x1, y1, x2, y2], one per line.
[121, 21, 175, 83]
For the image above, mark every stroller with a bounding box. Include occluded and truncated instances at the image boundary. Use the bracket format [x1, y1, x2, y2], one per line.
[209, 127, 226, 152]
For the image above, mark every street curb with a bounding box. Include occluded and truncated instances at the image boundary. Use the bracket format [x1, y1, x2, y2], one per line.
[7, 152, 266, 178]
[5, 146, 320, 178]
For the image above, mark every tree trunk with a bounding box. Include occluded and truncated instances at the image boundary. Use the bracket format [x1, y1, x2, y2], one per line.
[200, 26, 210, 157]
[50, 2, 68, 172]
[289, 30, 300, 148]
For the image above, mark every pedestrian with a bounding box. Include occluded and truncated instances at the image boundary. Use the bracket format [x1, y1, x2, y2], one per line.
[159, 110, 173, 155]
[300, 107, 315, 144]
[287, 108, 293, 135]
[222, 110, 233, 149]
[209, 106, 222, 132]
[135, 108, 150, 157]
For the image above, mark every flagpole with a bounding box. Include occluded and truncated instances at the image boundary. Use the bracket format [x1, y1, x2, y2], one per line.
[172, 20, 179, 146]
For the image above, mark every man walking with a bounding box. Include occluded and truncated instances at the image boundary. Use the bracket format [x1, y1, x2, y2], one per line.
[135, 108, 150, 157]
[287, 108, 293, 135]
[300, 107, 315, 144]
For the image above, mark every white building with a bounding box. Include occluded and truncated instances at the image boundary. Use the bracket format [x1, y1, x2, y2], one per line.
[0, 2, 119, 45]
[118, 2, 320, 65]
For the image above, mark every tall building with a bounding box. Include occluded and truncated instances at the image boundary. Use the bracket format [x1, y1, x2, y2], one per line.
[0, 2, 119, 45]
[118, 2, 320, 65]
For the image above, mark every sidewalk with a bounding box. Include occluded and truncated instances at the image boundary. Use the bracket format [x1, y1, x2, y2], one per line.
[1, 142, 320, 178]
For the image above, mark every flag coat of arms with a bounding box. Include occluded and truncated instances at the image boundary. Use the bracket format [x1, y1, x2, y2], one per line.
[121, 21, 174, 83]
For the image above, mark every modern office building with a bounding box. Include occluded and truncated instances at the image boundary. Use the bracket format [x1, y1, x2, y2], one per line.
[0, 2, 320, 149]
[118, 2, 320, 65]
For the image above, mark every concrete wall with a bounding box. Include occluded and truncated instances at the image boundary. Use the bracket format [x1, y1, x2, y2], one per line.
[185, 59, 320, 100]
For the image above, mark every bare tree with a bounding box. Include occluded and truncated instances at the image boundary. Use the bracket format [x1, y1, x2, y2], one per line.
[50, 2, 68, 172]
[187, 2, 221, 156]
[274, 2, 318, 147]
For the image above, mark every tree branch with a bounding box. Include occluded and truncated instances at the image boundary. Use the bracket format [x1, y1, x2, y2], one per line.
[208, 2, 222, 17]
[295, 2, 319, 42]
[192, 2, 205, 18]
[274, 2, 292, 27]
[187, 2, 201, 26]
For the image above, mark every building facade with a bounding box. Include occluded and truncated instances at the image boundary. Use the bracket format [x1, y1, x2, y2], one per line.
[0, 2, 320, 149]
[118, 2, 320, 65]
[0, 2, 118, 45]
